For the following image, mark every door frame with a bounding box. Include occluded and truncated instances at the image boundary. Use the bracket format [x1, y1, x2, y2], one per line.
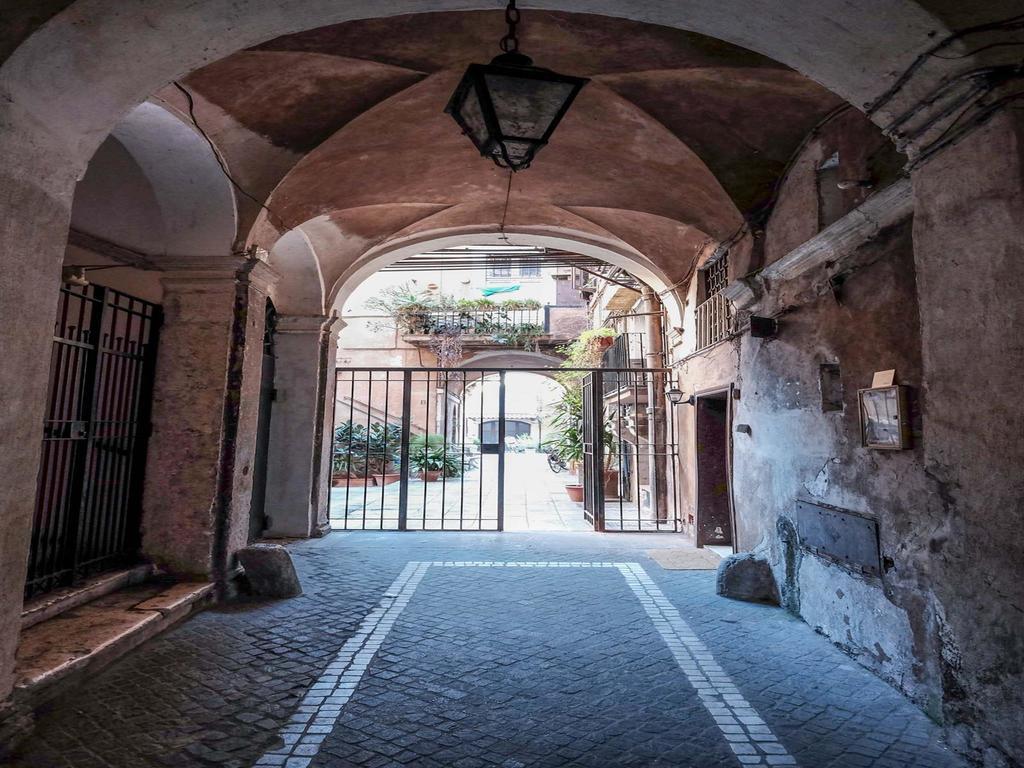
[693, 384, 737, 551]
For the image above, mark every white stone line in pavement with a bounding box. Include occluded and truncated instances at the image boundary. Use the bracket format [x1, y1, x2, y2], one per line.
[615, 562, 797, 767]
[254, 561, 430, 768]
[253, 560, 795, 768]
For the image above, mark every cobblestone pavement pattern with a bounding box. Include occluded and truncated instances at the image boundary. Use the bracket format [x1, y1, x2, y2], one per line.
[8, 533, 967, 768]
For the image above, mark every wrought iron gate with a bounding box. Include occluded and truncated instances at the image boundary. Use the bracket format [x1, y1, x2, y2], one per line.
[26, 284, 161, 598]
[331, 368, 505, 531]
[330, 366, 678, 533]
[583, 368, 680, 532]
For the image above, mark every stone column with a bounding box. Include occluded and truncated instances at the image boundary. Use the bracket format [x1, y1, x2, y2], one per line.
[642, 288, 670, 522]
[910, 109, 1024, 762]
[0, 163, 74, 736]
[263, 314, 342, 538]
[141, 255, 277, 586]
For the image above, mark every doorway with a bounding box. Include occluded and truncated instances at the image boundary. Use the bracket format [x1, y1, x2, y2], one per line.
[694, 389, 734, 548]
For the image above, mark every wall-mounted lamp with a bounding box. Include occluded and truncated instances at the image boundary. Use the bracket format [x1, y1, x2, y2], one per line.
[666, 386, 695, 407]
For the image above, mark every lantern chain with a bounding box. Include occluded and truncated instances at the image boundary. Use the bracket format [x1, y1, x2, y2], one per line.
[500, 0, 520, 53]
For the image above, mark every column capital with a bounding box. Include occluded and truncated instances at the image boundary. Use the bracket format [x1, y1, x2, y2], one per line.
[159, 253, 279, 293]
[275, 313, 344, 335]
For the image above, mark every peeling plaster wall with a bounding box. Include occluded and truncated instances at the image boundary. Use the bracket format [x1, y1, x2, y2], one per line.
[674, 109, 1024, 765]
[732, 223, 943, 716]
[673, 107, 951, 736]
[678, 212, 946, 711]
[908, 112, 1024, 765]
[763, 110, 903, 269]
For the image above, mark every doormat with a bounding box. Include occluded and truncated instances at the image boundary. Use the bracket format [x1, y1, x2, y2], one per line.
[647, 548, 723, 570]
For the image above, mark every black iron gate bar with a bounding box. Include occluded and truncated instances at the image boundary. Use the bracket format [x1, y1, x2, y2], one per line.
[26, 284, 161, 598]
[331, 367, 678, 534]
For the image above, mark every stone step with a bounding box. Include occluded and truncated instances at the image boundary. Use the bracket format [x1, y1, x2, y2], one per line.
[14, 579, 214, 706]
[20, 564, 154, 630]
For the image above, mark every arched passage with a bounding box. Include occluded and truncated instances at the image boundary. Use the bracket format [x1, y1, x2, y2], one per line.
[326, 230, 688, 330]
[1, 6, 1023, 766]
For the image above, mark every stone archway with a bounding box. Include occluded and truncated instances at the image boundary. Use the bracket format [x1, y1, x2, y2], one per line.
[326, 230, 687, 330]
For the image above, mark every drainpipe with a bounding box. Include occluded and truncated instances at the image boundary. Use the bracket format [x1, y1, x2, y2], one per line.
[642, 287, 669, 522]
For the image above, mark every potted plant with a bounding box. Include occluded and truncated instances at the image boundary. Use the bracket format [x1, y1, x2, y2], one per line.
[367, 422, 402, 486]
[332, 421, 376, 487]
[408, 434, 470, 481]
[545, 389, 586, 501]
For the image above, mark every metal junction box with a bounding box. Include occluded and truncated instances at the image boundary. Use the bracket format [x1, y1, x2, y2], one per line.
[795, 499, 882, 577]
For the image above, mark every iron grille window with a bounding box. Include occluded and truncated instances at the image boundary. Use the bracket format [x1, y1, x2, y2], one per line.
[486, 264, 541, 281]
[695, 254, 731, 350]
[486, 264, 513, 280]
[518, 265, 541, 279]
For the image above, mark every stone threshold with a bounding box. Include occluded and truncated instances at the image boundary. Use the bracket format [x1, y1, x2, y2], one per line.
[14, 578, 214, 707]
[20, 564, 154, 631]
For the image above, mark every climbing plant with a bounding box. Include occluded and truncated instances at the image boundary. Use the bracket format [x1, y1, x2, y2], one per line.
[366, 284, 548, 364]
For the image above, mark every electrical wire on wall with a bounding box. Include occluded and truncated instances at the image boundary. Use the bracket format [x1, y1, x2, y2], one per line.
[866, 12, 1024, 118]
[170, 81, 289, 232]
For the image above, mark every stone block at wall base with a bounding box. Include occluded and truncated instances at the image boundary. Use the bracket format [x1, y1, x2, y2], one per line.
[717, 552, 780, 604]
[236, 545, 303, 598]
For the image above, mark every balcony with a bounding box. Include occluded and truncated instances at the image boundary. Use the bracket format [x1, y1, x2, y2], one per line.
[402, 306, 586, 351]
[694, 292, 731, 350]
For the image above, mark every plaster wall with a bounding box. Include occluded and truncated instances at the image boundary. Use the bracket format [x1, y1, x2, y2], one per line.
[908, 111, 1024, 765]
[763, 110, 903, 269]
[672, 112, 1024, 766]
[731, 223, 942, 715]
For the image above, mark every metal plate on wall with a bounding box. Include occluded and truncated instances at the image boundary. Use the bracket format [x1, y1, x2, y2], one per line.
[795, 500, 881, 577]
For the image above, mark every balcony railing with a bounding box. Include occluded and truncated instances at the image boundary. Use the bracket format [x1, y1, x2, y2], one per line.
[695, 292, 731, 350]
[601, 332, 647, 395]
[403, 308, 547, 337]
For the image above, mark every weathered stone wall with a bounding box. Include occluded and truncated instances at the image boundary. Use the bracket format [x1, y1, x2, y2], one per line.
[142, 261, 272, 578]
[907, 111, 1024, 765]
[733, 221, 941, 715]
[675, 110, 1024, 766]
[763, 109, 903, 268]
[264, 315, 339, 538]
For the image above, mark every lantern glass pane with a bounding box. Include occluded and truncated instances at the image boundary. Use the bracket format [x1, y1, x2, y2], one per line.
[482, 71, 576, 140]
[455, 81, 489, 149]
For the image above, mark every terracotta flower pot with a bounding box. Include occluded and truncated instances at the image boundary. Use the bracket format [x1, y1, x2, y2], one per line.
[375, 473, 401, 486]
[332, 475, 377, 488]
[420, 470, 442, 482]
[565, 483, 585, 502]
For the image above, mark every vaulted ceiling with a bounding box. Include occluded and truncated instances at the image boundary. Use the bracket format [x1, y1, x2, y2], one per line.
[77, 9, 872, 311]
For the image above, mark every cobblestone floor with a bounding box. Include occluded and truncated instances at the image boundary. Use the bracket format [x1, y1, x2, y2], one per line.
[9, 533, 967, 768]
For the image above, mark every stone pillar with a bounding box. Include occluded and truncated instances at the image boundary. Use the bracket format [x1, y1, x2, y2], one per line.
[910, 109, 1024, 762]
[642, 288, 670, 522]
[0, 164, 74, 733]
[141, 256, 277, 585]
[263, 314, 342, 538]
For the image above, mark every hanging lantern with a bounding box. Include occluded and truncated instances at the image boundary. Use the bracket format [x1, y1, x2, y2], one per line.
[444, 0, 588, 172]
